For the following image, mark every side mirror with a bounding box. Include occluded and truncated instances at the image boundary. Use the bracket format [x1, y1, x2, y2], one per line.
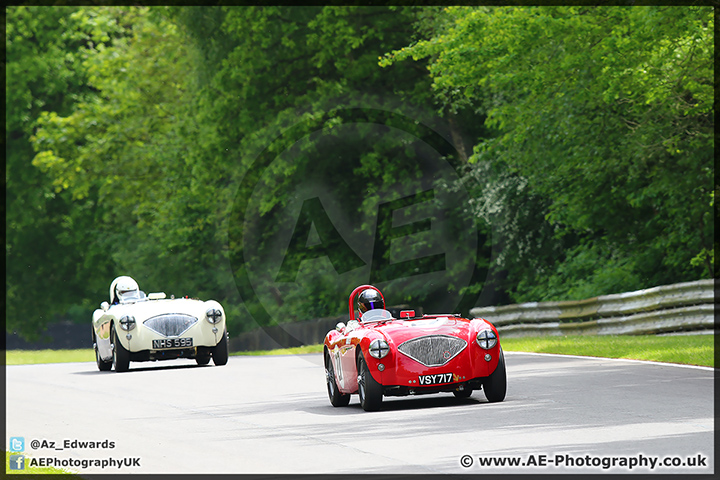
[101, 301, 110, 312]
[335, 322, 346, 332]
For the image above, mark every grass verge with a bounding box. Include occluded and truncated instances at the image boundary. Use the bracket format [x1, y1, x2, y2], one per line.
[5, 349, 94, 366]
[501, 334, 714, 367]
[6, 335, 713, 367]
[232, 344, 324, 356]
[232, 334, 713, 367]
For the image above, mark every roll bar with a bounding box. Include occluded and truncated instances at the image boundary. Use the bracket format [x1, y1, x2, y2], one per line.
[348, 284, 385, 321]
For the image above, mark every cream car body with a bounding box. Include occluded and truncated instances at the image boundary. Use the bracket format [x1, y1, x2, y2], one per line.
[92, 292, 228, 372]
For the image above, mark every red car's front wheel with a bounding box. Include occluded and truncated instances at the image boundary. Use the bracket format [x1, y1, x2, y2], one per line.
[357, 353, 383, 411]
[483, 348, 507, 402]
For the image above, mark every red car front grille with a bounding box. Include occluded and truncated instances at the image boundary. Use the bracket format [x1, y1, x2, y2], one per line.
[397, 335, 467, 367]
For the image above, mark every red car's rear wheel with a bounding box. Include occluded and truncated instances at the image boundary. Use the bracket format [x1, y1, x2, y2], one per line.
[325, 351, 350, 407]
[453, 388, 473, 399]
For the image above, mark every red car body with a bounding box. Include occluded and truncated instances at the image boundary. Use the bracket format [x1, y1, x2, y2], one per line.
[323, 285, 507, 411]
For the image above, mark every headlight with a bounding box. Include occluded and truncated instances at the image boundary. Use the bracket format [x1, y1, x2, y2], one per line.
[476, 329, 497, 349]
[368, 339, 390, 359]
[119, 316, 136, 331]
[206, 308, 223, 324]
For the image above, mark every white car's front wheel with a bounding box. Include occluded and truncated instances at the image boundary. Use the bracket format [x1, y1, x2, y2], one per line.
[111, 324, 130, 373]
[212, 328, 229, 366]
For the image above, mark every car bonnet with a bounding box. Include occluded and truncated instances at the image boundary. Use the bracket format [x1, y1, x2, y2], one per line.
[372, 316, 472, 343]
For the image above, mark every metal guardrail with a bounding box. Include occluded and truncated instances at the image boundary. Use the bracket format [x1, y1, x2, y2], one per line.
[469, 279, 716, 337]
[228, 280, 715, 350]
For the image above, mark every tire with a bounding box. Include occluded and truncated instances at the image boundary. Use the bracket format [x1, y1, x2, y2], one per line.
[111, 324, 130, 373]
[212, 328, 229, 366]
[325, 351, 350, 407]
[196, 350, 211, 365]
[357, 352, 383, 412]
[453, 388, 473, 399]
[94, 332, 112, 372]
[483, 347, 507, 403]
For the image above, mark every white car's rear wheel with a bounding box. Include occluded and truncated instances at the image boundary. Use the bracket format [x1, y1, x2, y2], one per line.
[94, 332, 112, 372]
[196, 350, 211, 365]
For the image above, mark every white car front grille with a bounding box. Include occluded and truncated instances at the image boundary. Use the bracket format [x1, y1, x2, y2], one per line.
[143, 314, 198, 337]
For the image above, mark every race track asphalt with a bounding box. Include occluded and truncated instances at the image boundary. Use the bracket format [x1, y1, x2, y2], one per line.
[5, 352, 714, 475]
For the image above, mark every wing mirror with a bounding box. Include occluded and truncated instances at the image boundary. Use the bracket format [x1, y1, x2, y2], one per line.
[335, 322, 346, 332]
[100, 301, 109, 312]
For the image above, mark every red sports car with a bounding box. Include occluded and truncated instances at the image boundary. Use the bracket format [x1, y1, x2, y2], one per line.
[323, 285, 507, 411]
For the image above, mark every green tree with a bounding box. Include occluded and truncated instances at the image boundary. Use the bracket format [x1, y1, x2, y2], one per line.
[6, 6, 123, 338]
[24, 6, 485, 338]
[169, 6, 486, 327]
[29, 7, 236, 308]
[383, 6, 714, 301]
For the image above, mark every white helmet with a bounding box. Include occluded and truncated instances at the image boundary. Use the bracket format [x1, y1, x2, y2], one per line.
[109, 276, 140, 304]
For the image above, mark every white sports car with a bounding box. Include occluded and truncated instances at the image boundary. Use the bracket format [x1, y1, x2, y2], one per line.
[92, 276, 229, 372]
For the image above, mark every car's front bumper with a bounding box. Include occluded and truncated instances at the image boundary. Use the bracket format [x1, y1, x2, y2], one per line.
[117, 321, 225, 353]
[365, 342, 502, 392]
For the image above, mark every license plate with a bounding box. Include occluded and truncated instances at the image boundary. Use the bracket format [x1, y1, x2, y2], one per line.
[152, 338, 193, 349]
[418, 373, 453, 385]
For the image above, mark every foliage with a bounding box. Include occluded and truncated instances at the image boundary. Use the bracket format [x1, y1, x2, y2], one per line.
[382, 6, 714, 301]
[6, 6, 124, 338]
[6, 6, 714, 341]
[170, 6, 481, 327]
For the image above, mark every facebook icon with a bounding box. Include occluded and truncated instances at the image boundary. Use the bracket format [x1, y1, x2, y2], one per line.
[10, 437, 24, 452]
[10, 454, 25, 470]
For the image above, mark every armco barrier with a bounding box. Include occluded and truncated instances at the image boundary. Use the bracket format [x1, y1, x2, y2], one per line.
[469, 279, 716, 337]
[228, 315, 345, 352]
[229, 280, 715, 350]
[8, 281, 713, 352]
[228, 305, 418, 352]
[6, 321, 89, 350]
